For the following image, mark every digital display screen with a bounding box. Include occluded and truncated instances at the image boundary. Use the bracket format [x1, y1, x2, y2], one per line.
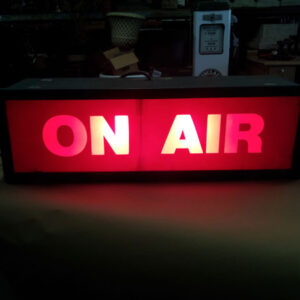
[199, 24, 224, 55]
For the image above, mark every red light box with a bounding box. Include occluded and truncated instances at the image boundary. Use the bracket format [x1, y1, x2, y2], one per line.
[1, 77, 300, 181]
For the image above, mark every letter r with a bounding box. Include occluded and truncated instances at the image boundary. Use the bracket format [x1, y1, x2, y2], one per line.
[225, 114, 264, 153]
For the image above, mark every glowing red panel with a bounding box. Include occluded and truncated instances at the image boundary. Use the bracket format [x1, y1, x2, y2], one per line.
[6, 97, 299, 173]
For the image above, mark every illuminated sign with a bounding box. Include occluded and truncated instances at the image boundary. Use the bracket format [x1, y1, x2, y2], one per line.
[42, 113, 263, 156]
[4, 97, 299, 174]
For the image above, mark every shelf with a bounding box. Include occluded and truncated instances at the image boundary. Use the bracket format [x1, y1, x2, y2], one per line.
[0, 12, 105, 22]
[0, 9, 191, 23]
[1, 6, 300, 23]
[232, 5, 300, 16]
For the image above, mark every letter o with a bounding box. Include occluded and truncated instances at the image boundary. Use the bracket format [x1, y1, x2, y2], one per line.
[43, 115, 87, 157]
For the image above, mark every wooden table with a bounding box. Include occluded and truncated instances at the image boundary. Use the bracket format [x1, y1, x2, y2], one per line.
[246, 51, 300, 82]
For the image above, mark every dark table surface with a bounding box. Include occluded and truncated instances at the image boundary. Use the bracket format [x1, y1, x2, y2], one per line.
[1, 159, 300, 299]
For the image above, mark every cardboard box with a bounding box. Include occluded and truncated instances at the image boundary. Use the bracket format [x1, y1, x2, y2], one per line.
[103, 47, 139, 76]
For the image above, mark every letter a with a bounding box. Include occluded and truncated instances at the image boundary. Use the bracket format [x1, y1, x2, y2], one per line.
[162, 115, 203, 154]
[90, 116, 129, 155]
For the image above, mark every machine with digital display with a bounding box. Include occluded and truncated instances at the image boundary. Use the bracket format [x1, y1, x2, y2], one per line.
[193, 2, 231, 77]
